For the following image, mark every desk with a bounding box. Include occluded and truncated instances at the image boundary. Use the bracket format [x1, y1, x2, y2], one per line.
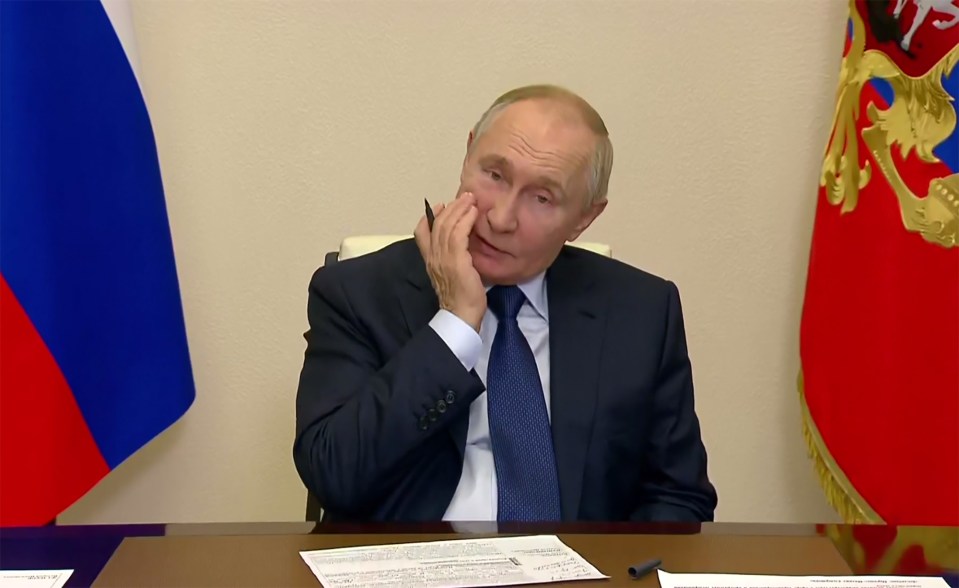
[2, 523, 956, 587]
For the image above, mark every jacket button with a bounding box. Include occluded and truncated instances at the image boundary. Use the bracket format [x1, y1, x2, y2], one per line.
[418, 415, 429, 431]
[445, 391, 456, 404]
[427, 408, 438, 422]
[436, 399, 447, 413]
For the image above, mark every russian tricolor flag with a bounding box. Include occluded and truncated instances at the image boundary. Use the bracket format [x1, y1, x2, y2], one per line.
[1, 0, 195, 526]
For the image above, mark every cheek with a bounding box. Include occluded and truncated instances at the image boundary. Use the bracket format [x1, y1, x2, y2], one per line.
[464, 183, 501, 214]
[515, 210, 574, 252]
[456, 169, 476, 196]
[472, 190, 496, 214]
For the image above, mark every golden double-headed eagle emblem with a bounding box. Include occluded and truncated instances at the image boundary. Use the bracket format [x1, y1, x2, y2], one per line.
[821, 0, 958, 248]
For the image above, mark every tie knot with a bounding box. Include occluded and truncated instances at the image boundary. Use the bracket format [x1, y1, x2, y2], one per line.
[487, 285, 526, 321]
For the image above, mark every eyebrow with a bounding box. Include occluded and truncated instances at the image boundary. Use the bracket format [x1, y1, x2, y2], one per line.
[479, 155, 568, 201]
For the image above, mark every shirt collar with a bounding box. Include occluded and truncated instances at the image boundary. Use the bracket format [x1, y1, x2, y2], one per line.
[485, 271, 549, 322]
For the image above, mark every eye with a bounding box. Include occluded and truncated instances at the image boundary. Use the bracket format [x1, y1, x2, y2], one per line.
[535, 194, 551, 205]
[486, 169, 502, 182]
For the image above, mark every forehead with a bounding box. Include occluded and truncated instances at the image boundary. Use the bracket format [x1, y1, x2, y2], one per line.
[473, 100, 596, 181]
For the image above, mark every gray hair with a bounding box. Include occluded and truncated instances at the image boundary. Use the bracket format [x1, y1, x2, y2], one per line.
[469, 84, 614, 207]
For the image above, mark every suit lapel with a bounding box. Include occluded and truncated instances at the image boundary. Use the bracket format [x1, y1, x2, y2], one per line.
[547, 248, 606, 520]
[398, 257, 470, 461]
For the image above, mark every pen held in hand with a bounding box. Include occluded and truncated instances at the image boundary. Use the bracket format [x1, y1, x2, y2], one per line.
[627, 558, 661, 580]
[424, 198, 435, 231]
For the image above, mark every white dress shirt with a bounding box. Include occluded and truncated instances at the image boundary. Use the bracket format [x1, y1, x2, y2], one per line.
[428, 273, 551, 521]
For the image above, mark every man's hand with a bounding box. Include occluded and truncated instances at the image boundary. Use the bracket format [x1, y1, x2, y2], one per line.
[414, 193, 486, 332]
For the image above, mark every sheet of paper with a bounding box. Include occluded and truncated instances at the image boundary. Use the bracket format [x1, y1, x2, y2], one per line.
[299, 534, 608, 588]
[658, 570, 950, 588]
[0, 570, 73, 588]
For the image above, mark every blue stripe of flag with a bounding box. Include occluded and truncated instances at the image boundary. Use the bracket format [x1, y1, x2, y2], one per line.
[1, 0, 194, 468]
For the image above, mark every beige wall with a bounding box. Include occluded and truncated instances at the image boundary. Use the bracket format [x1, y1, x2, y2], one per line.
[61, 0, 847, 525]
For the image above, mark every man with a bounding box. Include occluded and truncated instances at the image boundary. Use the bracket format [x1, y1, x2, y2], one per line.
[294, 85, 717, 522]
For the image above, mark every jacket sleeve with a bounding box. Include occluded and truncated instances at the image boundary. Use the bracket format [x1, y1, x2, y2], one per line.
[630, 281, 718, 522]
[293, 267, 485, 516]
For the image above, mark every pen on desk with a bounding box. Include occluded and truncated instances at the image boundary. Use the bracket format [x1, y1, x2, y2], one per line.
[627, 558, 661, 580]
[424, 198, 435, 231]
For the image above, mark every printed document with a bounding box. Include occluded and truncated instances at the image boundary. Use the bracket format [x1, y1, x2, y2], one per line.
[299, 534, 608, 587]
[0, 570, 73, 588]
[657, 570, 950, 588]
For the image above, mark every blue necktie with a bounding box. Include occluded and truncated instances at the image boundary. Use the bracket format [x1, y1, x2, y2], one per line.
[486, 285, 561, 522]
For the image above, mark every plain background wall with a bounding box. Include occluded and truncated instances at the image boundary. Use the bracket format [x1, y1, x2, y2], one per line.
[61, 0, 848, 525]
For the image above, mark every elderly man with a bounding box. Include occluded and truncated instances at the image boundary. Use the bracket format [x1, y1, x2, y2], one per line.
[294, 85, 717, 522]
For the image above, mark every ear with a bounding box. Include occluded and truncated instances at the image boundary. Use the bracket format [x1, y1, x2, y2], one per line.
[567, 199, 607, 242]
[460, 131, 474, 181]
[462, 131, 474, 165]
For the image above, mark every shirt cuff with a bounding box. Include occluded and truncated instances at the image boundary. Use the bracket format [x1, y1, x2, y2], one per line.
[429, 310, 482, 371]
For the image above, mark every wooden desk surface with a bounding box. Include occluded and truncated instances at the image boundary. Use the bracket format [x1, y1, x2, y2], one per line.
[93, 531, 850, 587]
[5, 522, 955, 587]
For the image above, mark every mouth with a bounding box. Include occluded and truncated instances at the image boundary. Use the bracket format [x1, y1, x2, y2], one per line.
[473, 234, 509, 257]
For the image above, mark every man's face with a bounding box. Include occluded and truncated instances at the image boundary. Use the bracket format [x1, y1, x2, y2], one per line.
[457, 99, 606, 285]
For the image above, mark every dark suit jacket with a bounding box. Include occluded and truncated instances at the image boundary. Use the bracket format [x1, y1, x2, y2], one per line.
[294, 239, 717, 522]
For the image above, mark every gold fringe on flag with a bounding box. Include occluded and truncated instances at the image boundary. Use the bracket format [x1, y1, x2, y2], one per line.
[798, 370, 883, 524]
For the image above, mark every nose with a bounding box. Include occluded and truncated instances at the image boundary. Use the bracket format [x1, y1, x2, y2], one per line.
[486, 190, 519, 234]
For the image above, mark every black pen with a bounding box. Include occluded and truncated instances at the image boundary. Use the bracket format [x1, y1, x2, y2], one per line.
[627, 558, 661, 580]
[424, 198, 435, 231]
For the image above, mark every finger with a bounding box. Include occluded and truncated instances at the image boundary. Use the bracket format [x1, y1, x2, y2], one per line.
[436, 192, 472, 226]
[435, 198, 471, 252]
[436, 193, 474, 248]
[427, 202, 447, 250]
[452, 204, 479, 251]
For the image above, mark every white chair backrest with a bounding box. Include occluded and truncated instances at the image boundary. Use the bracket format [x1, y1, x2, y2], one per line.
[338, 235, 611, 261]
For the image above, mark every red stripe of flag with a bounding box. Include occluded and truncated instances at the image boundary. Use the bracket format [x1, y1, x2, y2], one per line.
[1, 276, 110, 526]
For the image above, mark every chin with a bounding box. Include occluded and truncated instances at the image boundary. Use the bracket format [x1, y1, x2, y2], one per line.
[471, 255, 517, 285]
